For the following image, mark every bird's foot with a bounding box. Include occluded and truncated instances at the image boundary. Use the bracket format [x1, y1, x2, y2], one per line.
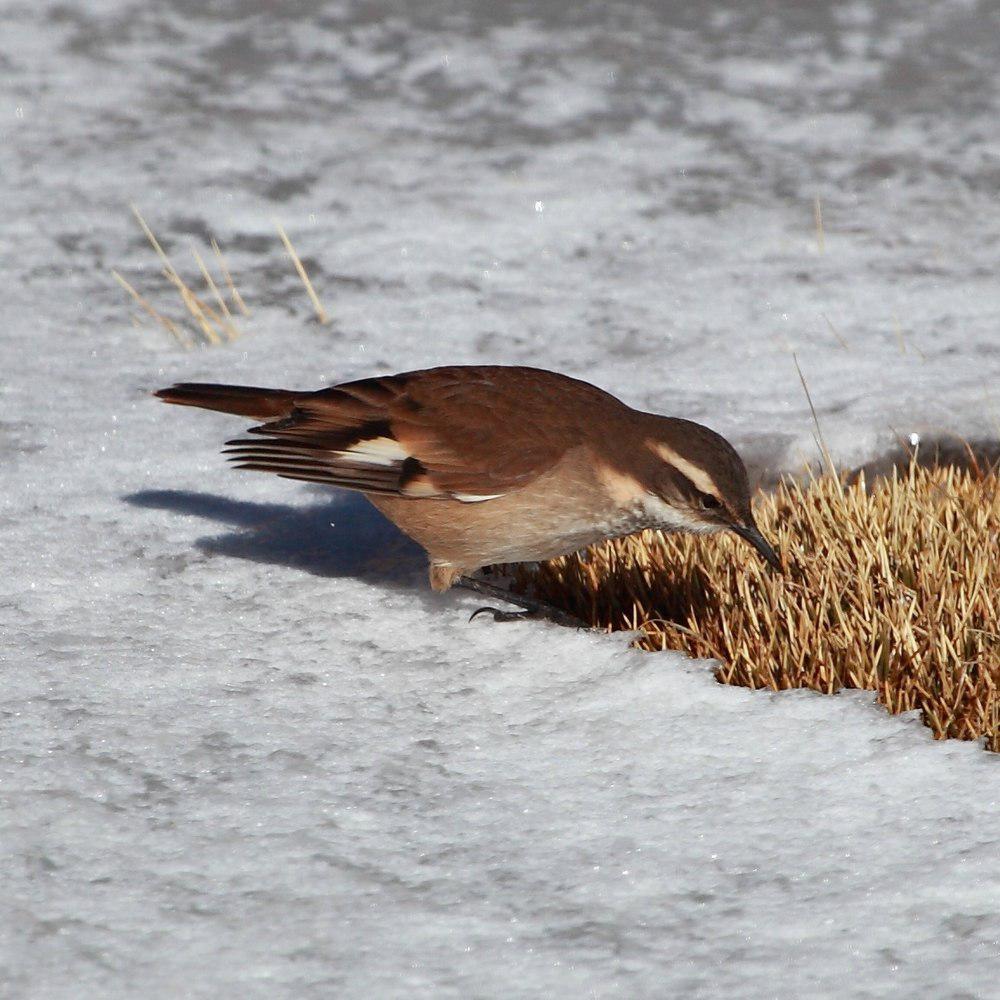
[459, 576, 586, 628]
[468, 604, 584, 627]
[469, 605, 527, 623]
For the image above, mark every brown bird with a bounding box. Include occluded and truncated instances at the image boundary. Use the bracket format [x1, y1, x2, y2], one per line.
[155, 365, 779, 622]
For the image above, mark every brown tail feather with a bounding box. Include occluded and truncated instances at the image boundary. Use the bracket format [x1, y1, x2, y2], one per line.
[155, 383, 300, 419]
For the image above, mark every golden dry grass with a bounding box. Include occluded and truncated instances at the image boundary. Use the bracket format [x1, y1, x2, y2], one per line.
[116, 208, 327, 347]
[115, 205, 245, 348]
[519, 460, 1000, 751]
[275, 221, 329, 324]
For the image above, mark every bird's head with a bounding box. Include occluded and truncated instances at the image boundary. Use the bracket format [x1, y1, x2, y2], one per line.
[628, 416, 781, 571]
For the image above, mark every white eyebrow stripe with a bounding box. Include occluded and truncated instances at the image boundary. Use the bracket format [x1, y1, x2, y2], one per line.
[648, 441, 718, 496]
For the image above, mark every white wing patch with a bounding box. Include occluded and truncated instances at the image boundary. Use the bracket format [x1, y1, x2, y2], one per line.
[452, 492, 504, 503]
[230, 428, 508, 501]
[341, 437, 506, 501]
[340, 436, 410, 467]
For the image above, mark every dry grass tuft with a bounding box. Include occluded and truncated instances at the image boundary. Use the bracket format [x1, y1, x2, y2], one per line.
[116, 208, 334, 346]
[117, 205, 245, 348]
[519, 460, 1000, 751]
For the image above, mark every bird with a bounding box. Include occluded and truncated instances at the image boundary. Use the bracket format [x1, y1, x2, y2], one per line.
[155, 365, 780, 623]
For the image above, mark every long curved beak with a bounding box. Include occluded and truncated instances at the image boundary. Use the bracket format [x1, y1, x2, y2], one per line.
[732, 523, 781, 572]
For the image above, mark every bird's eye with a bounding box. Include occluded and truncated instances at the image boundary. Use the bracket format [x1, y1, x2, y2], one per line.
[699, 493, 721, 510]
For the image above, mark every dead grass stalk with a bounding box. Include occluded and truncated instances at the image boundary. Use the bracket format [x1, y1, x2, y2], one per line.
[275, 221, 329, 324]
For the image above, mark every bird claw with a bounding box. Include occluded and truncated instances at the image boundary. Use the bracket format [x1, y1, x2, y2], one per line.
[460, 576, 586, 628]
[469, 605, 527, 623]
[468, 604, 586, 628]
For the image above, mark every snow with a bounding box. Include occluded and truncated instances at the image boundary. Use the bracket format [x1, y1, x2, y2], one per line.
[3, 1, 1000, 997]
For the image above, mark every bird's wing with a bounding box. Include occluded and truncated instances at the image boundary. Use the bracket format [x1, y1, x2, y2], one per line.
[220, 366, 610, 501]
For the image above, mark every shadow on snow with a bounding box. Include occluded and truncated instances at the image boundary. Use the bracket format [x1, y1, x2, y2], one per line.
[125, 487, 428, 590]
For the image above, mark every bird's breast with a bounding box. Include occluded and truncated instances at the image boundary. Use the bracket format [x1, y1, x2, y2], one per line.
[366, 446, 654, 568]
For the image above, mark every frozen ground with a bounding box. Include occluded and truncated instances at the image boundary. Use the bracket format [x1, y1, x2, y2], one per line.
[3, 1, 1000, 997]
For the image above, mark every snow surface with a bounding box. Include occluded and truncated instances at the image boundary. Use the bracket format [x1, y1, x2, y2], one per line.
[3, 1, 1000, 997]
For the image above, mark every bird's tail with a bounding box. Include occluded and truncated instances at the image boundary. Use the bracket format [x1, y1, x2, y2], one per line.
[154, 383, 299, 419]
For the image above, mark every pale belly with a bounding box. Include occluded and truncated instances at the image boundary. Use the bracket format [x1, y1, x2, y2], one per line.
[365, 452, 649, 572]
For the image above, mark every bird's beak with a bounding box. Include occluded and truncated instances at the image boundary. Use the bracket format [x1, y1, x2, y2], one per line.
[732, 523, 782, 572]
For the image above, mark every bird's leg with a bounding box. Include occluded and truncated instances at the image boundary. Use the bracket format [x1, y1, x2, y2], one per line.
[458, 575, 586, 628]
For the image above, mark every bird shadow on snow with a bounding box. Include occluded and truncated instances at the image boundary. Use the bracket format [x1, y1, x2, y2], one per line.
[125, 487, 435, 600]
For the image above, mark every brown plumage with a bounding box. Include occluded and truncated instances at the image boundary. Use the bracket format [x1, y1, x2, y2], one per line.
[155, 365, 779, 595]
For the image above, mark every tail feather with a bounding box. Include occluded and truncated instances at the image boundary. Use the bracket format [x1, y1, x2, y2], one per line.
[155, 383, 299, 419]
